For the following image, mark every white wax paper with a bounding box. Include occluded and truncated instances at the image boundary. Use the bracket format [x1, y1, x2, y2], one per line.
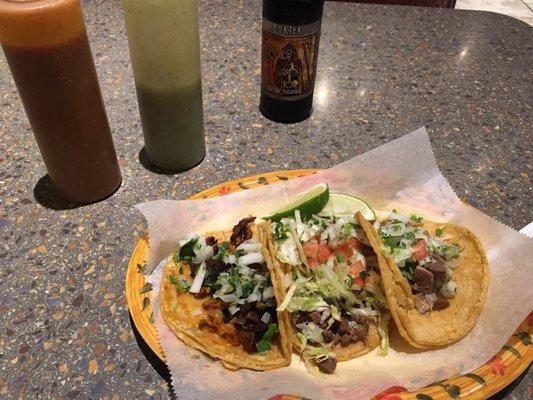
[137, 127, 533, 400]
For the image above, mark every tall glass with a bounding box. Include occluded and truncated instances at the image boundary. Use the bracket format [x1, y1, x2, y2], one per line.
[0, 0, 122, 203]
[122, 0, 206, 171]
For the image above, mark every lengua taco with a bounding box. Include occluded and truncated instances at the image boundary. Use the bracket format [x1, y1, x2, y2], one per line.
[160, 217, 292, 370]
[356, 210, 489, 349]
[266, 210, 390, 374]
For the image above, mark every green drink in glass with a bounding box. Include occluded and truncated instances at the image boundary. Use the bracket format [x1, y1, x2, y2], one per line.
[122, 0, 205, 171]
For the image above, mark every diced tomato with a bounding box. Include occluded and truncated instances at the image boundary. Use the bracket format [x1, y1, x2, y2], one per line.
[336, 246, 353, 260]
[343, 237, 365, 250]
[349, 260, 365, 277]
[317, 244, 333, 262]
[307, 257, 319, 270]
[336, 237, 365, 260]
[412, 240, 428, 261]
[303, 240, 318, 259]
[354, 275, 365, 288]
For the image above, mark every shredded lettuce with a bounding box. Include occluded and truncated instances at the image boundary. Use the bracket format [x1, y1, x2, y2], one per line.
[277, 280, 299, 311]
[297, 322, 324, 344]
[340, 221, 356, 240]
[377, 312, 390, 356]
[302, 344, 332, 363]
[410, 214, 423, 223]
[297, 332, 308, 351]
[276, 237, 300, 266]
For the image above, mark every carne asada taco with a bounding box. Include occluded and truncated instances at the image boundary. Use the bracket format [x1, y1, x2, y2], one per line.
[160, 217, 292, 370]
[356, 211, 489, 348]
[266, 210, 390, 374]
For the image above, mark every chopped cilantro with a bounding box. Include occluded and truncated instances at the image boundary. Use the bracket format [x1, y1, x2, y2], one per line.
[359, 271, 368, 279]
[401, 269, 413, 281]
[435, 227, 445, 237]
[172, 248, 180, 264]
[273, 223, 289, 241]
[173, 237, 198, 263]
[382, 236, 400, 249]
[169, 275, 191, 292]
[400, 261, 416, 283]
[410, 214, 423, 223]
[212, 241, 229, 261]
[341, 222, 357, 240]
[235, 249, 245, 259]
[442, 243, 463, 260]
[404, 231, 415, 240]
[241, 281, 254, 298]
[345, 274, 354, 288]
[177, 280, 191, 292]
[256, 323, 278, 354]
[392, 223, 403, 231]
[336, 253, 346, 263]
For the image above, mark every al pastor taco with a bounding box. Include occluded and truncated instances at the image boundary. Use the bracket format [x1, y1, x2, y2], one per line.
[356, 211, 489, 348]
[160, 217, 292, 370]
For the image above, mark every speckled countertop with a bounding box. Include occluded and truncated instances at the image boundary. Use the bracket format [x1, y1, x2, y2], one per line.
[0, 0, 531, 398]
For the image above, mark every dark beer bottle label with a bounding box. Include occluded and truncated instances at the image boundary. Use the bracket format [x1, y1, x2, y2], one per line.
[261, 18, 321, 102]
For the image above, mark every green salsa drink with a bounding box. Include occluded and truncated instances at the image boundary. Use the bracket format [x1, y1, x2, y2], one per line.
[122, 0, 205, 171]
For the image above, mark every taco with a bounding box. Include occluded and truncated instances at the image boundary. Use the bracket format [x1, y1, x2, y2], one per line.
[356, 210, 489, 348]
[266, 210, 390, 374]
[160, 217, 292, 370]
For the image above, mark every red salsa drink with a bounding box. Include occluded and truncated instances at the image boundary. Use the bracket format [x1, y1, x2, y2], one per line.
[0, 0, 121, 203]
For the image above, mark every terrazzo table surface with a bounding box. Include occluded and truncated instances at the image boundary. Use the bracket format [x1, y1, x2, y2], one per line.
[0, 0, 531, 398]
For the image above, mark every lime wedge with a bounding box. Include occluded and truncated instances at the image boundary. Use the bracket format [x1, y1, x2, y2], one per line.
[264, 183, 329, 222]
[319, 193, 376, 220]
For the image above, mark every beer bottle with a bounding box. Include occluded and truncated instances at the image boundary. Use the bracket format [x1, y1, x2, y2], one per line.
[260, 0, 325, 124]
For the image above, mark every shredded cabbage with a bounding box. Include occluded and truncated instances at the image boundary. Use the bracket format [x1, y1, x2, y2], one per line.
[377, 312, 390, 356]
[303, 344, 332, 363]
[297, 322, 324, 344]
[277, 237, 300, 266]
[277, 280, 299, 311]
